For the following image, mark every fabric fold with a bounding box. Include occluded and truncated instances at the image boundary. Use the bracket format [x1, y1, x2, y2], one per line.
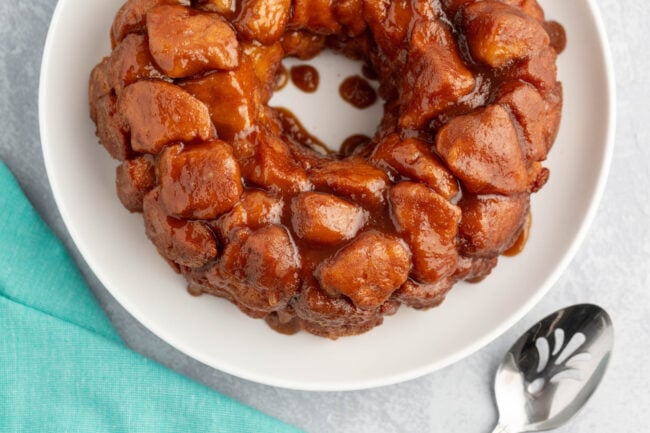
[0, 161, 303, 433]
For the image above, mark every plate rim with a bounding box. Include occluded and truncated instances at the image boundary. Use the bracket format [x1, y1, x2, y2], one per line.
[38, 0, 616, 391]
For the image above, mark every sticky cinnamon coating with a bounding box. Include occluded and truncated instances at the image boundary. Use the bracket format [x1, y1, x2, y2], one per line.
[90, 0, 564, 338]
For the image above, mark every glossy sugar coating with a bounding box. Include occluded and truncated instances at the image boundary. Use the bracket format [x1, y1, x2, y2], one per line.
[89, 0, 563, 338]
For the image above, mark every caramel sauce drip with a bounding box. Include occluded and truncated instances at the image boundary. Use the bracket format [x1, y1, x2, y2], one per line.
[289, 65, 319, 93]
[187, 284, 203, 297]
[544, 21, 567, 54]
[273, 106, 331, 155]
[340, 134, 371, 156]
[504, 212, 533, 257]
[339, 75, 378, 109]
[265, 313, 301, 335]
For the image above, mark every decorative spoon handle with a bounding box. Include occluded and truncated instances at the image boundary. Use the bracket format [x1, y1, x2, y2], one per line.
[490, 423, 517, 433]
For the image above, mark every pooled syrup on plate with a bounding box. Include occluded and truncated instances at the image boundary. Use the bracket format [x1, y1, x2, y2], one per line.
[339, 75, 377, 109]
[273, 107, 330, 155]
[289, 65, 319, 93]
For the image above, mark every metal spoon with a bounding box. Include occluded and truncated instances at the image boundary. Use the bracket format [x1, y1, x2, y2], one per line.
[491, 304, 613, 433]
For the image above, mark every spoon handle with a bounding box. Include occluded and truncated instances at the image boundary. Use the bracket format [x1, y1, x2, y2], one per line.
[490, 423, 517, 433]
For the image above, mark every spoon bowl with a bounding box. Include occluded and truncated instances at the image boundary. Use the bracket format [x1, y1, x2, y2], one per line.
[492, 304, 613, 433]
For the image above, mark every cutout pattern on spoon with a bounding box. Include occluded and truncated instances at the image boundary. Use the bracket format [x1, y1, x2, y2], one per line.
[527, 329, 592, 396]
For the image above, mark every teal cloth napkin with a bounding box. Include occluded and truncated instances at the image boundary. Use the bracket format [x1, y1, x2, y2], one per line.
[0, 160, 304, 433]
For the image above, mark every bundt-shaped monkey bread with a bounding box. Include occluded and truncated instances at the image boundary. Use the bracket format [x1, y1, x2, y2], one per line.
[89, 0, 564, 338]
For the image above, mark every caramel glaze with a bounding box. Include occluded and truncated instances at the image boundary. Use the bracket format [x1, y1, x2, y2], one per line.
[544, 21, 567, 54]
[289, 65, 319, 93]
[270, 112, 398, 292]
[273, 106, 331, 155]
[287, 193, 399, 284]
[340, 134, 371, 156]
[275, 65, 289, 91]
[504, 211, 533, 257]
[339, 75, 378, 109]
[265, 312, 302, 335]
[95, 0, 565, 338]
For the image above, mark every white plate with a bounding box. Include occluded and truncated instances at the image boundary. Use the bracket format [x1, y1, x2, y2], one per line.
[40, 0, 615, 391]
